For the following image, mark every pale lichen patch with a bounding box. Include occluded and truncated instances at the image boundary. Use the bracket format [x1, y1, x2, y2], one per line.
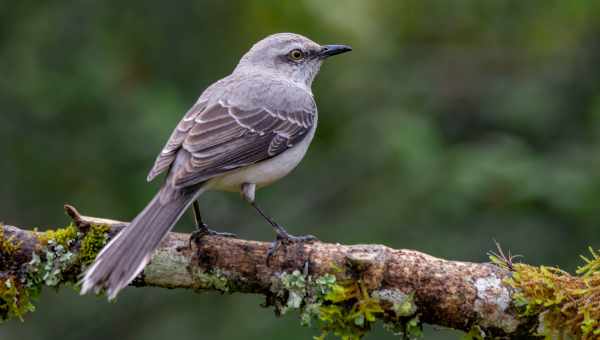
[372, 288, 416, 317]
[191, 267, 231, 293]
[277, 270, 307, 312]
[473, 275, 519, 333]
[143, 242, 194, 288]
[27, 241, 76, 287]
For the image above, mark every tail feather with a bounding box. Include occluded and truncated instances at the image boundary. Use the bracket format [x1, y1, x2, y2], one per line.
[80, 185, 202, 300]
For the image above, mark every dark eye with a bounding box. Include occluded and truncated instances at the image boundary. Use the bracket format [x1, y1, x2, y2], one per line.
[288, 49, 305, 61]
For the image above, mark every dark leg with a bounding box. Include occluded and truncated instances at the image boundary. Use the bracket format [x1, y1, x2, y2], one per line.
[193, 200, 207, 229]
[189, 200, 236, 247]
[250, 201, 317, 264]
[240, 183, 318, 264]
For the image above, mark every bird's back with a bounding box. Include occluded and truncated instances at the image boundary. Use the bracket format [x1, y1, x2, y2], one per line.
[148, 71, 317, 189]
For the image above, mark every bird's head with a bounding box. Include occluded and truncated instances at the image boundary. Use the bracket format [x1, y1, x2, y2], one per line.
[236, 33, 352, 88]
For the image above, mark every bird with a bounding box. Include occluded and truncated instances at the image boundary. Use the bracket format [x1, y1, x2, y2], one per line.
[80, 32, 352, 300]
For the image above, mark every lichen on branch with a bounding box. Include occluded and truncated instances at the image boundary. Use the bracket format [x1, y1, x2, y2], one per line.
[1, 206, 597, 339]
[0, 222, 112, 322]
[491, 247, 600, 339]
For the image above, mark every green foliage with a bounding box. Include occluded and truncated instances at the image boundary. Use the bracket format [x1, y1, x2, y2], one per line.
[503, 248, 600, 339]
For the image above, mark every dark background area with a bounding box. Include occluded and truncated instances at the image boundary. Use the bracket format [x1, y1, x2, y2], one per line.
[1, 1, 600, 339]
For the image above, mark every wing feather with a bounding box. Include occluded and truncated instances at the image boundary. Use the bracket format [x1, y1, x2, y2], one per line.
[147, 95, 316, 187]
[146, 101, 206, 181]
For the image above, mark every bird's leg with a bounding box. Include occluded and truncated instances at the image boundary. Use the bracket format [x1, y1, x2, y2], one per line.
[250, 201, 317, 262]
[241, 183, 317, 264]
[189, 200, 236, 247]
[192, 200, 207, 230]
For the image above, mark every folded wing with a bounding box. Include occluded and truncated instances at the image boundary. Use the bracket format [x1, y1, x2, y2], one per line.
[147, 98, 316, 188]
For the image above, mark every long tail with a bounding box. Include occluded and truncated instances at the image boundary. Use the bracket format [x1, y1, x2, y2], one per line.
[80, 184, 203, 300]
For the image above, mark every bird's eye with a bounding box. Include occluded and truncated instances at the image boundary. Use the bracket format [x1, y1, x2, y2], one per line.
[288, 49, 305, 61]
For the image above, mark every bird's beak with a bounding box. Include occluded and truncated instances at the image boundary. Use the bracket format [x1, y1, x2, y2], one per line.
[318, 44, 352, 59]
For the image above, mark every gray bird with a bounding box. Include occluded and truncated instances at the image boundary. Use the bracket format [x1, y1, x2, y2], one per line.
[80, 32, 352, 299]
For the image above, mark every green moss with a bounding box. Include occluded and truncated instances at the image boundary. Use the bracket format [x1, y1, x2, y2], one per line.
[0, 226, 35, 322]
[405, 315, 423, 339]
[461, 325, 485, 340]
[499, 247, 600, 339]
[298, 274, 336, 326]
[271, 271, 419, 340]
[0, 226, 21, 255]
[79, 224, 110, 265]
[314, 280, 385, 340]
[0, 276, 35, 322]
[578, 247, 600, 277]
[0, 223, 113, 323]
[316, 283, 420, 339]
[1, 256, 74, 323]
[37, 224, 79, 247]
[195, 268, 231, 293]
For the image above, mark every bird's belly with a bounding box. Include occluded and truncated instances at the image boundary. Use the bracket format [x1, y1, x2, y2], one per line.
[207, 124, 316, 192]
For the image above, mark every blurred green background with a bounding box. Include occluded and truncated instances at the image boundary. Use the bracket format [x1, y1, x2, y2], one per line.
[1, 1, 600, 339]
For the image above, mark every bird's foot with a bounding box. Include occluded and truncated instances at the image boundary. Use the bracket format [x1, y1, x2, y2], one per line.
[266, 227, 318, 266]
[189, 223, 237, 248]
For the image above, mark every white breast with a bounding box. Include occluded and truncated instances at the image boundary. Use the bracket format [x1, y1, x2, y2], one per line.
[206, 116, 318, 192]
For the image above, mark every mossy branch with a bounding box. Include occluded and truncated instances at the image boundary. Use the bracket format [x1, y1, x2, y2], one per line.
[1, 205, 598, 339]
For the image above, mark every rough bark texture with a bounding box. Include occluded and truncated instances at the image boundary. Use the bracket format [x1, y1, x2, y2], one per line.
[0, 206, 540, 338]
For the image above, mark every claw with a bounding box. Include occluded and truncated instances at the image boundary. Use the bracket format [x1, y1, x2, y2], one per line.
[189, 225, 237, 248]
[266, 232, 318, 266]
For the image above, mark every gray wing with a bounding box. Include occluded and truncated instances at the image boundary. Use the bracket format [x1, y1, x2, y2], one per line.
[147, 101, 205, 182]
[147, 98, 315, 188]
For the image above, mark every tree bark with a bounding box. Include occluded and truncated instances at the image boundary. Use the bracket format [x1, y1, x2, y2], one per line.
[0, 205, 540, 338]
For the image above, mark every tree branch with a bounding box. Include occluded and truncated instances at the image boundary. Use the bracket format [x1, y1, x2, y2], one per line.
[2, 205, 597, 339]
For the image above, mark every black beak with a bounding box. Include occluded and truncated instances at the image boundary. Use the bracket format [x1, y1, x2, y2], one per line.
[319, 44, 352, 59]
